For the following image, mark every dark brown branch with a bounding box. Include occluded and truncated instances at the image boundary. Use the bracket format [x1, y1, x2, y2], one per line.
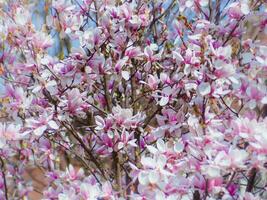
[0, 157, 8, 200]
[214, 0, 221, 24]
[61, 121, 107, 180]
[112, 151, 122, 196]
[103, 74, 112, 112]
[208, 0, 213, 21]
[226, 171, 236, 188]
[143, 105, 161, 129]
[246, 168, 257, 192]
[193, 190, 201, 200]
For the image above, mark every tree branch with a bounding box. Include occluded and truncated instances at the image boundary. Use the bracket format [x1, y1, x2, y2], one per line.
[0, 157, 8, 200]
[246, 168, 257, 192]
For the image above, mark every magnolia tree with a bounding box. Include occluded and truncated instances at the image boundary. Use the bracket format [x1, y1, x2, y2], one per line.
[0, 0, 267, 199]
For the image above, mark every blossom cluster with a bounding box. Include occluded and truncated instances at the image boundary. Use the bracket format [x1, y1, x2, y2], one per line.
[0, 0, 267, 199]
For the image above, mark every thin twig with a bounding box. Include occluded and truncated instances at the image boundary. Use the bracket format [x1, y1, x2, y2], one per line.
[0, 157, 8, 200]
[219, 96, 239, 117]
[61, 121, 107, 180]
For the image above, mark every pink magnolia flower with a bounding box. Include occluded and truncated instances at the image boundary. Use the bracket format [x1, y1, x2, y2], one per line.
[58, 187, 78, 200]
[112, 105, 145, 128]
[125, 46, 143, 59]
[65, 164, 84, 181]
[114, 57, 128, 73]
[80, 182, 101, 199]
[241, 192, 262, 200]
[214, 60, 236, 79]
[117, 130, 137, 150]
[101, 182, 115, 199]
[246, 84, 267, 109]
[5, 84, 24, 101]
[144, 44, 162, 70]
[14, 7, 31, 26]
[31, 32, 53, 50]
[214, 148, 249, 169]
[139, 154, 171, 186]
[228, 2, 250, 19]
[210, 44, 232, 60]
[64, 88, 85, 115]
[147, 74, 159, 90]
[0, 123, 24, 148]
[26, 112, 59, 136]
[198, 82, 211, 96]
[52, 0, 74, 12]
[155, 86, 177, 106]
[227, 183, 238, 196]
[81, 28, 102, 50]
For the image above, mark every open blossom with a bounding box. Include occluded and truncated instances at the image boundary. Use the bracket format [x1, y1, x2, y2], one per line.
[65, 164, 84, 181]
[214, 148, 249, 169]
[139, 154, 170, 186]
[80, 182, 101, 199]
[198, 82, 211, 96]
[214, 60, 236, 78]
[144, 44, 162, 70]
[31, 32, 54, 50]
[81, 28, 102, 50]
[58, 188, 78, 200]
[245, 84, 267, 108]
[58, 88, 86, 115]
[5, 85, 24, 101]
[228, 2, 250, 19]
[112, 105, 145, 128]
[125, 46, 143, 59]
[155, 86, 178, 106]
[117, 130, 137, 150]
[26, 112, 59, 136]
[234, 117, 267, 154]
[147, 74, 159, 90]
[0, 123, 25, 148]
[14, 7, 31, 26]
[52, 0, 73, 12]
[210, 44, 232, 60]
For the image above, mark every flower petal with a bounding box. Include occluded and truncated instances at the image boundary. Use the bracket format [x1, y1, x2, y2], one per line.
[198, 82, 211, 96]
[34, 125, 47, 136]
